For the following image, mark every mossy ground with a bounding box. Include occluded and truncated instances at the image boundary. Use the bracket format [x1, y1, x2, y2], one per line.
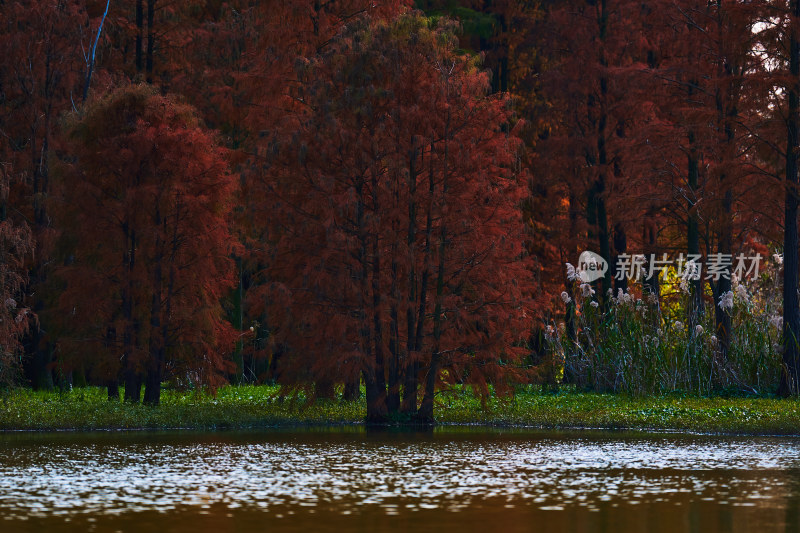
[2, 384, 800, 434]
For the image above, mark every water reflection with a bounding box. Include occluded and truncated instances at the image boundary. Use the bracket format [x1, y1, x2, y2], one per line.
[1, 429, 799, 532]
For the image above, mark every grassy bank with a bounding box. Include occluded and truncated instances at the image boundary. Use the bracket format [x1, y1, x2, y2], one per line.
[2, 385, 800, 434]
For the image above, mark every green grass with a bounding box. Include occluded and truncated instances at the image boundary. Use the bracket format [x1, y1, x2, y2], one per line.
[435, 386, 800, 434]
[2, 384, 800, 434]
[0, 386, 365, 431]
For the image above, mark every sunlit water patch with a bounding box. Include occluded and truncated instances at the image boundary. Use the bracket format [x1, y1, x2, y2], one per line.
[1, 429, 800, 532]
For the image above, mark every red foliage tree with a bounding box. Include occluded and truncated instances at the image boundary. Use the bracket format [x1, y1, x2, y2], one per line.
[630, 0, 774, 358]
[0, 0, 87, 388]
[52, 84, 238, 403]
[535, 0, 649, 304]
[258, 13, 533, 422]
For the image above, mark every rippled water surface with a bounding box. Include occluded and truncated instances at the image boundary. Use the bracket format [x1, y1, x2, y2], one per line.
[2, 428, 800, 532]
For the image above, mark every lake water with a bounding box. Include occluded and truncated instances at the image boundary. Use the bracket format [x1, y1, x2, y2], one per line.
[1, 428, 799, 532]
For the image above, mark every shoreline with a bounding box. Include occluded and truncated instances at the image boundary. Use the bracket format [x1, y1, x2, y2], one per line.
[3, 385, 800, 436]
[3, 423, 800, 438]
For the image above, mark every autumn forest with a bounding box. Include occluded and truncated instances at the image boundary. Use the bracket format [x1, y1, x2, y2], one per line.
[4, 0, 800, 424]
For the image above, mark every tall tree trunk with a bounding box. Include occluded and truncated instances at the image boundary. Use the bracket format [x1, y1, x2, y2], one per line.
[25, 46, 56, 391]
[687, 129, 704, 327]
[595, 0, 612, 302]
[371, 210, 386, 406]
[344, 170, 365, 402]
[343, 379, 360, 401]
[713, 191, 733, 360]
[146, 0, 155, 82]
[643, 217, 659, 299]
[418, 116, 450, 424]
[106, 325, 119, 400]
[612, 222, 627, 294]
[499, 16, 509, 93]
[357, 177, 386, 422]
[781, 0, 800, 396]
[402, 140, 420, 414]
[123, 363, 142, 402]
[232, 261, 244, 384]
[106, 379, 119, 401]
[387, 299, 400, 412]
[387, 173, 401, 414]
[0, 169, 6, 222]
[562, 186, 579, 385]
[123, 226, 141, 402]
[152, 209, 178, 403]
[710, 0, 736, 362]
[417, 218, 445, 423]
[143, 265, 163, 406]
[583, 0, 612, 303]
[404, 139, 435, 414]
[135, 0, 143, 73]
[143, 208, 163, 405]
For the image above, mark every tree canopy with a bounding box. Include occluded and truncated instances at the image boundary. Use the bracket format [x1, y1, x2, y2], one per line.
[3, 0, 800, 420]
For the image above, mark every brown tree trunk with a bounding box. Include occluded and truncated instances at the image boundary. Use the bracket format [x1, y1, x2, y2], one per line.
[343, 379, 360, 401]
[107, 379, 119, 401]
[387, 166, 401, 414]
[417, 225, 445, 423]
[135, 0, 143, 73]
[371, 174, 387, 407]
[687, 128, 704, 327]
[26, 47, 56, 391]
[713, 190, 733, 361]
[404, 139, 435, 415]
[143, 283, 163, 406]
[146, 0, 155, 82]
[713, 15, 735, 361]
[643, 217, 659, 299]
[781, 0, 800, 396]
[594, 0, 612, 302]
[562, 187, 579, 385]
[418, 114, 450, 424]
[124, 372, 142, 402]
[387, 300, 400, 413]
[122, 226, 141, 403]
[315, 380, 335, 400]
[143, 209, 164, 405]
[402, 140, 420, 415]
[106, 326, 119, 400]
[613, 222, 627, 295]
[357, 177, 386, 422]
